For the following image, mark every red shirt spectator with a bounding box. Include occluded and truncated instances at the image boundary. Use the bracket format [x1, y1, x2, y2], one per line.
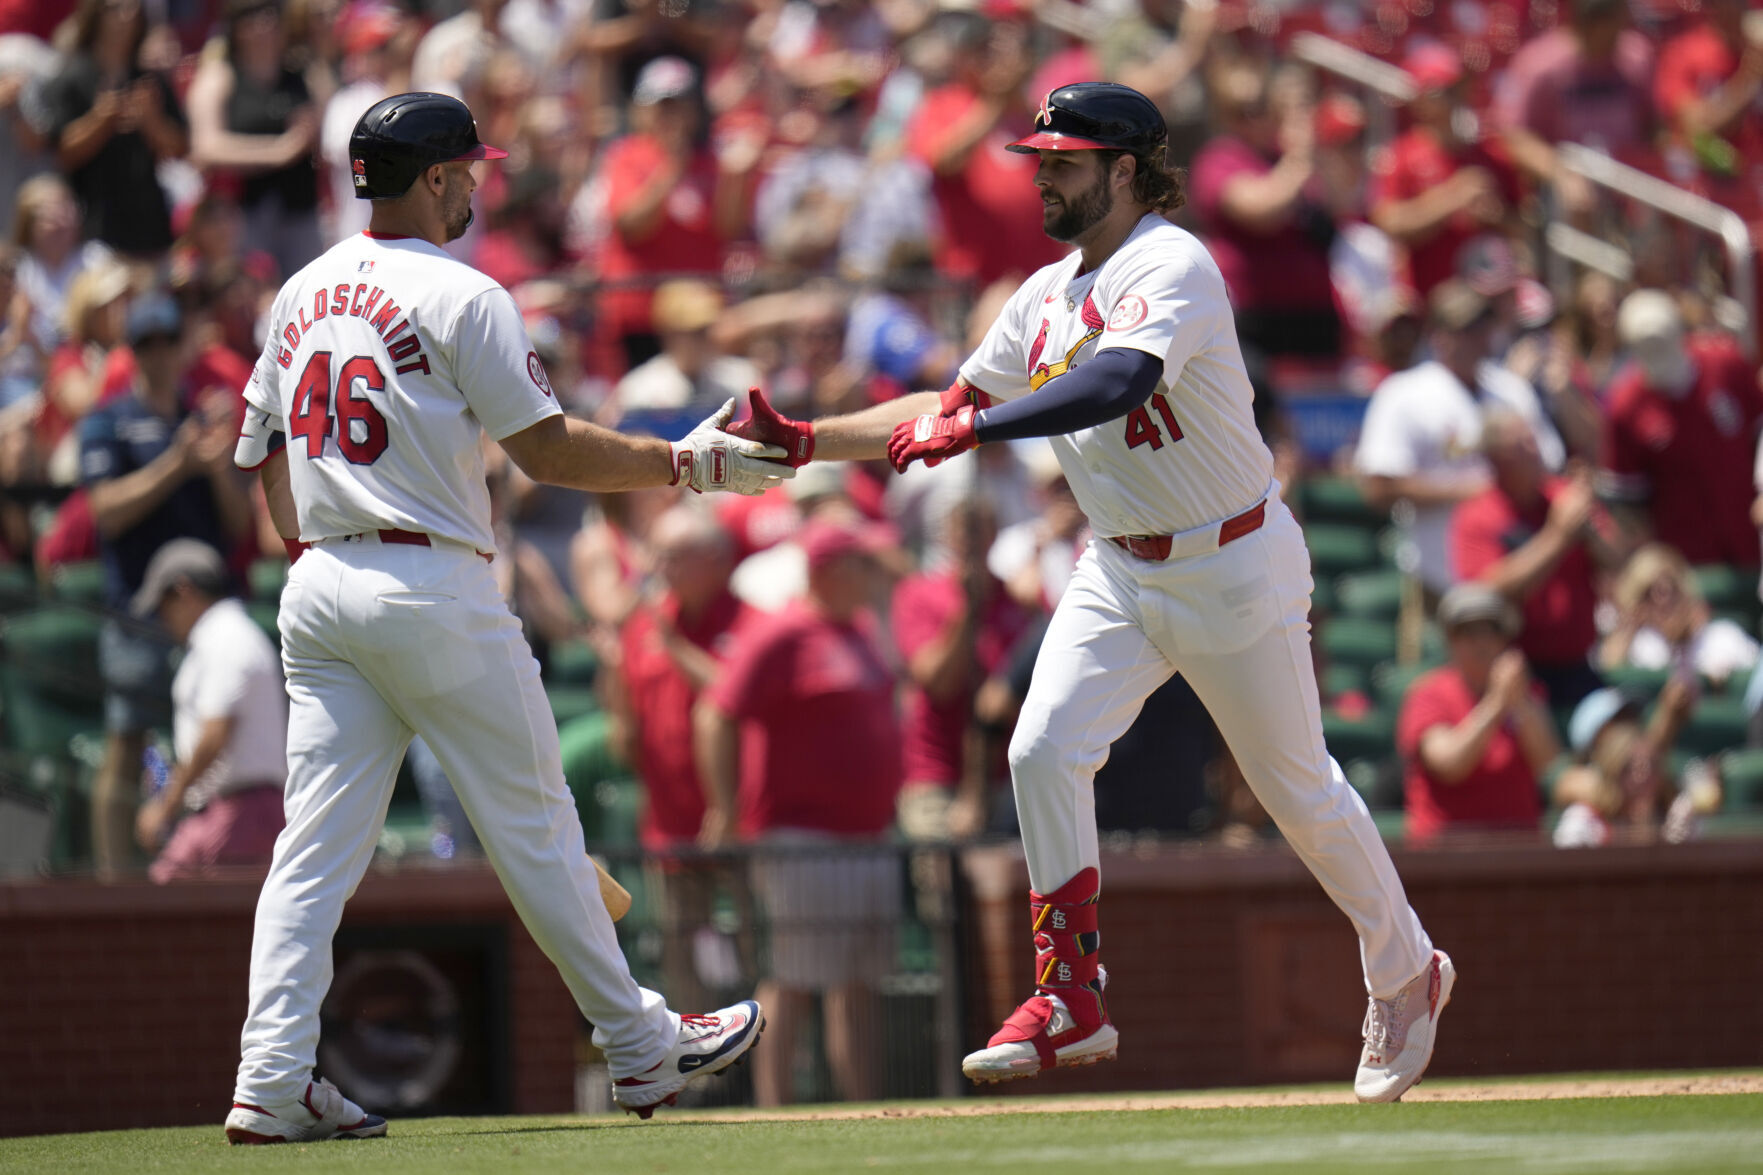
[703, 587, 901, 838]
[908, 83, 1065, 287]
[1398, 664, 1547, 842]
[1498, 16, 1655, 156]
[1654, 4, 1763, 176]
[1190, 134, 1335, 316]
[620, 588, 754, 849]
[891, 568, 1034, 786]
[1371, 120, 1522, 298]
[1602, 330, 1762, 567]
[1453, 478, 1599, 669]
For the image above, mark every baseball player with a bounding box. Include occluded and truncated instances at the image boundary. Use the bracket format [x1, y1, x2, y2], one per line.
[224, 93, 778, 1144]
[729, 83, 1453, 1102]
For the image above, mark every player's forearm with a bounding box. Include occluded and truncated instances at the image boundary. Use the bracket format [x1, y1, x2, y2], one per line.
[811, 391, 941, 461]
[258, 453, 301, 540]
[502, 415, 675, 492]
[973, 348, 1161, 443]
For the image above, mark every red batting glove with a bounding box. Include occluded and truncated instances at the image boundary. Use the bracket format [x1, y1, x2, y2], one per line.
[938, 380, 973, 417]
[888, 405, 978, 474]
[724, 387, 815, 467]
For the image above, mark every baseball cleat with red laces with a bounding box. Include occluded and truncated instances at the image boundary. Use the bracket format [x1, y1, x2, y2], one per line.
[612, 999, 764, 1119]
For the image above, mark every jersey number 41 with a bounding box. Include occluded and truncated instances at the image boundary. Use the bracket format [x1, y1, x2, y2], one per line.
[290, 351, 390, 464]
[1123, 392, 1184, 452]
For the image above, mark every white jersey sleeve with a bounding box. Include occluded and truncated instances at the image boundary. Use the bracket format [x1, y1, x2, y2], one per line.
[1353, 379, 1422, 478]
[443, 288, 564, 441]
[1092, 243, 1214, 377]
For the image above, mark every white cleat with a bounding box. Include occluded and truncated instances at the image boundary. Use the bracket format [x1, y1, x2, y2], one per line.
[613, 999, 764, 1119]
[224, 1078, 388, 1144]
[961, 990, 1119, 1085]
[1355, 950, 1456, 1103]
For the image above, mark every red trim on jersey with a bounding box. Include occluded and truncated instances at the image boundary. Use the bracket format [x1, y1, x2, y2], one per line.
[361, 231, 416, 240]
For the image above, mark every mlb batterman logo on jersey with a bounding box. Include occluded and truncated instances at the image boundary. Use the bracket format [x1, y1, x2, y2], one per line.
[352, 158, 368, 188]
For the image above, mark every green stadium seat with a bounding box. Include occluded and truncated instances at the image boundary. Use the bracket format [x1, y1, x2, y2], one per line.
[1318, 616, 1399, 669]
[1372, 660, 1432, 710]
[1305, 524, 1382, 578]
[1335, 568, 1405, 620]
[1602, 664, 1671, 697]
[1692, 564, 1755, 615]
[556, 709, 639, 846]
[545, 638, 599, 686]
[248, 558, 289, 602]
[1309, 574, 1337, 617]
[0, 563, 37, 613]
[1321, 706, 1397, 767]
[1676, 695, 1750, 757]
[1320, 662, 1369, 700]
[48, 562, 106, 608]
[246, 601, 281, 646]
[1299, 475, 1384, 528]
[1700, 811, 1763, 838]
[546, 684, 600, 728]
[0, 608, 105, 756]
[1716, 748, 1763, 810]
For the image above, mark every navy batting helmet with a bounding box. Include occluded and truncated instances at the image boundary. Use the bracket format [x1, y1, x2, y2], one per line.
[1007, 83, 1167, 155]
[349, 92, 508, 200]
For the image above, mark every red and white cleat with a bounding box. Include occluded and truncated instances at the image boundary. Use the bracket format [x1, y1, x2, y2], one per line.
[1355, 950, 1457, 1103]
[612, 999, 764, 1119]
[224, 1078, 388, 1144]
[961, 983, 1118, 1084]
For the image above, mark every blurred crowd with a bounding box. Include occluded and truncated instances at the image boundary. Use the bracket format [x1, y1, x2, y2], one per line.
[6, 0, 1763, 917]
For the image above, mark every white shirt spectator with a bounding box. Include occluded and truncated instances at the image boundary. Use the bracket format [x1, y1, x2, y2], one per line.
[1354, 359, 1564, 592]
[320, 78, 387, 244]
[614, 352, 762, 416]
[172, 597, 288, 810]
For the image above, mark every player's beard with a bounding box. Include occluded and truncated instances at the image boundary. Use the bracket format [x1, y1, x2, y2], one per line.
[441, 177, 474, 242]
[1043, 170, 1114, 242]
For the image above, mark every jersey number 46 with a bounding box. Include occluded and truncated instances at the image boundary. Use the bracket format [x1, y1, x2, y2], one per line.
[290, 351, 390, 464]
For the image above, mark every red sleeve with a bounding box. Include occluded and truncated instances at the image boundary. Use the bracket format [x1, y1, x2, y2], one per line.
[890, 575, 955, 661]
[1653, 35, 1703, 125]
[906, 88, 969, 169]
[603, 137, 655, 222]
[1450, 491, 1505, 583]
[1396, 672, 1459, 760]
[1367, 139, 1413, 212]
[703, 616, 791, 720]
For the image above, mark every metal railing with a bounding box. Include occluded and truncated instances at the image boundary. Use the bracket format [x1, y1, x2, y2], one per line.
[1553, 142, 1757, 359]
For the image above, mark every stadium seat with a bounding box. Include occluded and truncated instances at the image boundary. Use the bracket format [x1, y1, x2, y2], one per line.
[1321, 706, 1396, 767]
[248, 558, 289, 602]
[1676, 696, 1750, 758]
[1305, 524, 1383, 578]
[546, 684, 600, 728]
[246, 601, 281, 646]
[1299, 475, 1383, 528]
[0, 563, 37, 614]
[48, 562, 106, 608]
[1335, 568, 1405, 620]
[1603, 664, 1671, 697]
[1716, 748, 1763, 811]
[1372, 659, 1432, 710]
[0, 607, 104, 757]
[1318, 616, 1399, 669]
[1692, 564, 1755, 619]
[545, 638, 599, 686]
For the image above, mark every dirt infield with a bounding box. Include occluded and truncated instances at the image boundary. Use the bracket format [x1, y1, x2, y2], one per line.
[705, 1073, 1763, 1122]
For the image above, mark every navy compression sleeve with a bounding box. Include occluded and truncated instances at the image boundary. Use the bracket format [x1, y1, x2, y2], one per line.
[971, 348, 1164, 444]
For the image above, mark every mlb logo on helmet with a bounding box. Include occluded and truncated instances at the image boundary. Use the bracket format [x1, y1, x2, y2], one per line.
[352, 158, 368, 187]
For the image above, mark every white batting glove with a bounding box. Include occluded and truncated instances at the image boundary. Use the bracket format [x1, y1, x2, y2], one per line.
[670, 399, 797, 496]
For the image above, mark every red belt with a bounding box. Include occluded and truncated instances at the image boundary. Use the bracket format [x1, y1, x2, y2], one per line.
[344, 529, 493, 562]
[1107, 500, 1266, 562]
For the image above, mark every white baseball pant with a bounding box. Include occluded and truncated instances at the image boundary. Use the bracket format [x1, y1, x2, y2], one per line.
[235, 535, 675, 1106]
[1008, 494, 1434, 999]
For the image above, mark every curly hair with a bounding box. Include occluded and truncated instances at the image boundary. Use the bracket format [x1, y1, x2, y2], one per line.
[1097, 147, 1187, 214]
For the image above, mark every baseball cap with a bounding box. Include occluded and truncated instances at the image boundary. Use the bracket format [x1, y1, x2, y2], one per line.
[1436, 582, 1520, 637]
[1428, 278, 1495, 332]
[1315, 93, 1367, 147]
[1617, 289, 1684, 346]
[126, 293, 182, 346]
[131, 539, 230, 618]
[800, 519, 890, 571]
[338, 2, 401, 56]
[632, 56, 696, 106]
[786, 459, 849, 504]
[1568, 687, 1644, 756]
[1404, 44, 1464, 95]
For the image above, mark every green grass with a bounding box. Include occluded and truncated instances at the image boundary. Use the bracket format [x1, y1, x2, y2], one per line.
[5, 1090, 1762, 1175]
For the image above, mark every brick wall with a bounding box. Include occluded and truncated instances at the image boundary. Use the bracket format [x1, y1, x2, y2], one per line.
[960, 836, 1763, 1095]
[1, 865, 578, 1138]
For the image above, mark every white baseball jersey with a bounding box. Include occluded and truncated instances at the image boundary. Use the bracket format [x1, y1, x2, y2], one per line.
[241, 232, 562, 552]
[960, 213, 1273, 537]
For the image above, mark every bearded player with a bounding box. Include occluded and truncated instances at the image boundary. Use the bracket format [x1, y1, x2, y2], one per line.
[728, 83, 1453, 1102]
